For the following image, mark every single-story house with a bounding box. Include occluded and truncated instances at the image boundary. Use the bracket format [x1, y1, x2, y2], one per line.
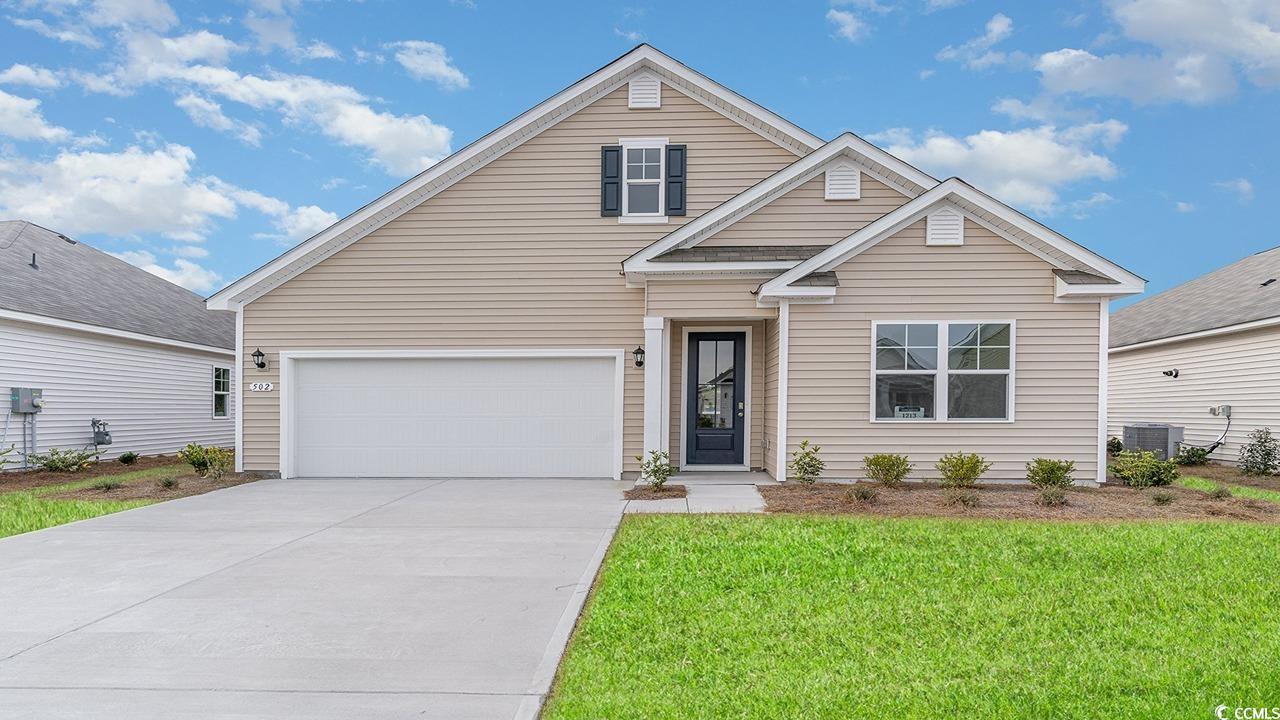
[1, 221, 235, 468]
[1109, 246, 1280, 463]
[207, 45, 1144, 483]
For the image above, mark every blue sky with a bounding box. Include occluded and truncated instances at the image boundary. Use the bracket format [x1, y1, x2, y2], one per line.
[1, 0, 1276, 308]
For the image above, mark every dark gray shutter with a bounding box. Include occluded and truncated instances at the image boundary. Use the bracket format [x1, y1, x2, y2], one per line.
[600, 145, 622, 217]
[665, 144, 687, 216]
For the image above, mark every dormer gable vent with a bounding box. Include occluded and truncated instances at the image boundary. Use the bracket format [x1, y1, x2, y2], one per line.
[628, 73, 662, 109]
[926, 206, 965, 246]
[824, 162, 861, 200]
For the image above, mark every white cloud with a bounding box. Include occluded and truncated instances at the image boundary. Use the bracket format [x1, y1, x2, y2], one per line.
[1175, 201, 1196, 212]
[0, 90, 72, 142]
[1112, 0, 1280, 86]
[0, 64, 62, 89]
[827, 9, 868, 43]
[919, 68, 936, 80]
[1214, 177, 1255, 203]
[320, 176, 345, 190]
[614, 27, 643, 42]
[273, 204, 337, 242]
[174, 93, 262, 146]
[924, 0, 967, 10]
[298, 40, 339, 60]
[867, 122, 1127, 213]
[1036, 48, 1237, 104]
[112, 250, 221, 292]
[244, 12, 295, 52]
[387, 41, 469, 89]
[937, 13, 1017, 70]
[168, 244, 209, 258]
[85, 0, 178, 30]
[1065, 191, 1115, 219]
[9, 16, 101, 47]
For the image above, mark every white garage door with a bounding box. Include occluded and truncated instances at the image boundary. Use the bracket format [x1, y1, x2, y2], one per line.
[289, 356, 618, 478]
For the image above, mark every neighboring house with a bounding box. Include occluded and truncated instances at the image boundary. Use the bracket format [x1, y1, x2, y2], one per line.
[1, 221, 235, 467]
[208, 45, 1143, 483]
[1109, 247, 1280, 464]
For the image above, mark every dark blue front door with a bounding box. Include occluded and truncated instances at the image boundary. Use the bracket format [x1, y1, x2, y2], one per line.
[686, 332, 745, 465]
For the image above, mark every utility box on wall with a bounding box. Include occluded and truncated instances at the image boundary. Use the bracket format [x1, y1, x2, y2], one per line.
[9, 387, 43, 413]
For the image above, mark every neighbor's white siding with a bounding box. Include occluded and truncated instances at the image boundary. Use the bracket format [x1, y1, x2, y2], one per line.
[0, 317, 234, 466]
[1108, 324, 1280, 464]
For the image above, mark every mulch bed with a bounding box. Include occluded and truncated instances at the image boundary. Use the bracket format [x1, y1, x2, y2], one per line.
[760, 482, 1280, 523]
[624, 485, 688, 500]
[1177, 462, 1280, 492]
[0, 453, 183, 493]
[54, 473, 257, 502]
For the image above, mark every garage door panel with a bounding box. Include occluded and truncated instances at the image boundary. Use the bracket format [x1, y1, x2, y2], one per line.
[291, 356, 616, 478]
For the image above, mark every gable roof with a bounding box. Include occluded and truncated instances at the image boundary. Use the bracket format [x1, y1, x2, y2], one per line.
[0, 221, 234, 350]
[758, 178, 1145, 301]
[1110, 246, 1280, 349]
[623, 133, 938, 273]
[207, 44, 825, 310]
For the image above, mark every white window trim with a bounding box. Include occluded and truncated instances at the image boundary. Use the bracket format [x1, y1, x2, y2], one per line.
[869, 320, 1016, 424]
[619, 136, 668, 222]
[213, 366, 231, 420]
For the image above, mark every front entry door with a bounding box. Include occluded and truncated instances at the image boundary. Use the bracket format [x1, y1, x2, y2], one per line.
[686, 332, 746, 465]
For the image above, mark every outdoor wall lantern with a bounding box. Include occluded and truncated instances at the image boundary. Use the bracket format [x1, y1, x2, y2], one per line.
[252, 348, 268, 370]
[633, 346, 646, 368]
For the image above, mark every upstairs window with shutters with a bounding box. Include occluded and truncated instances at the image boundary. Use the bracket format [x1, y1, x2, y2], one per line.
[602, 138, 686, 222]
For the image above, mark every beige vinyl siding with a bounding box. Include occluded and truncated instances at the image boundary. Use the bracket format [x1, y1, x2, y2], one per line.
[645, 279, 775, 319]
[786, 219, 1102, 482]
[240, 83, 799, 473]
[763, 318, 779, 477]
[702, 174, 910, 247]
[668, 320, 766, 469]
[1109, 325, 1280, 465]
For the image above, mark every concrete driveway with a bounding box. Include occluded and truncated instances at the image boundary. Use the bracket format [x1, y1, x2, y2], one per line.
[0, 477, 629, 719]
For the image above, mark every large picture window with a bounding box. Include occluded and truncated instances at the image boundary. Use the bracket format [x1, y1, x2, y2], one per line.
[873, 321, 1013, 421]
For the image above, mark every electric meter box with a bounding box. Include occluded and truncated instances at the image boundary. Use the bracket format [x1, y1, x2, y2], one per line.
[10, 387, 43, 413]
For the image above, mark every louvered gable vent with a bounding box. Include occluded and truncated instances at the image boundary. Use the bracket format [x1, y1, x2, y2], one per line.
[824, 163, 860, 200]
[926, 206, 964, 246]
[628, 73, 661, 109]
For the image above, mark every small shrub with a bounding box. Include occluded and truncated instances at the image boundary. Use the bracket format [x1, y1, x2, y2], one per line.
[179, 443, 232, 479]
[634, 450, 675, 489]
[936, 452, 991, 489]
[862, 453, 912, 488]
[1109, 450, 1177, 487]
[1036, 487, 1068, 507]
[118, 451, 139, 465]
[943, 489, 980, 507]
[29, 447, 99, 473]
[159, 477, 179, 489]
[0, 444, 14, 470]
[845, 484, 879, 505]
[1209, 486, 1232, 501]
[1152, 491, 1175, 506]
[1106, 436, 1124, 455]
[789, 440, 825, 485]
[1026, 458, 1075, 489]
[1239, 428, 1280, 475]
[92, 479, 123, 492]
[1172, 446, 1209, 466]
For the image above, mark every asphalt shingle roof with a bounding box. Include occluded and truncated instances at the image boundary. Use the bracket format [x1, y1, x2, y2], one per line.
[651, 245, 828, 263]
[1110, 246, 1280, 348]
[0, 221, 234, 350]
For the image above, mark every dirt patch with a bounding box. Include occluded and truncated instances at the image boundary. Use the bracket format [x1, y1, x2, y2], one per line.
[760, 482, 1280, 523]
[0, 454, 185, 493]
[624, 485, 688, 500]
[54, 473, 258, 502]
[1177, 462, 1280, 492]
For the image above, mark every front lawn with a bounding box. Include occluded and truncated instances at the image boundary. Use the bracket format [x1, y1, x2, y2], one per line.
[544, 515, 1280, 719]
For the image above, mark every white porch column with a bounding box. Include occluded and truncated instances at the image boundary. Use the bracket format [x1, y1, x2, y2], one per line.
[776, 300, 790, 482]
[1097, 298, 1110, 485]
[643, 316, 666, 457]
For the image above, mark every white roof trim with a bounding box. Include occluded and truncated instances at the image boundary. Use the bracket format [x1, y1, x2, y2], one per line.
[207, 44, 825, 310]
[623, 133, 938, 273]
[1109, 314, 1280, 354]
[0, 308, 234, 355]
[758, 178, 1145, 298]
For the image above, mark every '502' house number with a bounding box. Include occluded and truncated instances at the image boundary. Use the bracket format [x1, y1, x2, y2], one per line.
[249, 382, 274, 392]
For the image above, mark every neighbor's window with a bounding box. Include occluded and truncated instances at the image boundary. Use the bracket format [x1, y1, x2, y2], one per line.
[623, 142, 664, 216]
[873, 321, 1013, 421]
[213, 367, 230, 418]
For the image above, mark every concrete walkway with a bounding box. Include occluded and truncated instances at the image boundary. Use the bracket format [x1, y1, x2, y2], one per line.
[0, 476, 630, 720]
[623, 481, 767, 514]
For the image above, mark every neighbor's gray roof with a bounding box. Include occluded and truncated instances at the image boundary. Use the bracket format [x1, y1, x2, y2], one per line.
[651, 245, 827, 263]
[1110, 245, 1280, 348]
[0, 221, 234, 350]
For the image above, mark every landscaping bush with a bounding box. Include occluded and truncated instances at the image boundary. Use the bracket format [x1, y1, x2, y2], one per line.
[788, 440, 825, 484]
[936, 452, 991, 489]
[1106, 436, 1123, 455]
[862, 453, 912, 488]
[635, 450, 675, 489]
[179, 443, 233, 479]
[159, 477, 179, 489]
[1172, 445, 1209, 466]
[92, 479, 123, 492]
[1209, 486, 1232, 501]
[1152, 491, 1175, 506]
[1026, 458, 1075, 489]
[1239, 428, 1279, 475]
[28, 447, 98, 473]
[118, 451, 139, 465]
[0, 444, 13, 470]
[943, 489, 979, 507]
[846, 484, 879, 505]
[1109, 450, 1177, 487]
[1036, 488, 1068, 507]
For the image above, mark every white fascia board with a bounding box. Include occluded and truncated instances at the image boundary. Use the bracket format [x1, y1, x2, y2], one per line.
[0, 308, 234, 356]
[623, 134, 938, 271]
[1108, 314, 1280, 354]
[1054, 276, 1144, 299]
[208, 44, 824, 310]
[628, 260, 800, 274]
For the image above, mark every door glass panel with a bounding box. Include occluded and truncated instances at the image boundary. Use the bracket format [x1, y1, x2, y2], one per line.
[696, 339, 735, 429]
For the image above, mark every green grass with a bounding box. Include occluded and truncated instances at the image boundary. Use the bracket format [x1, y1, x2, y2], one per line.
[1179, 475, 1280, 504]
[544, 515, 1280, 720]
[0, 464, 187, 538]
